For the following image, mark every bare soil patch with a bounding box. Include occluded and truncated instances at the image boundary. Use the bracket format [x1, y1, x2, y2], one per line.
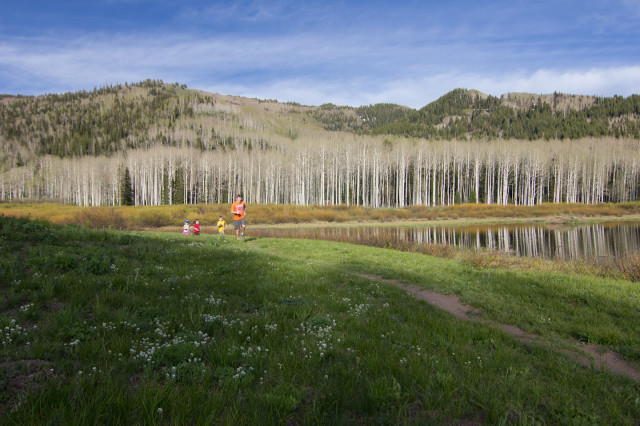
[49, 301, 67, 312]
[355, 273, 640, 382]
[0, 359, 54, 414]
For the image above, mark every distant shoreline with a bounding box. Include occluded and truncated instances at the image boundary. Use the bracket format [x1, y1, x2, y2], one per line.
[2, 202, 639, 231]
[143, 214, 640, 234]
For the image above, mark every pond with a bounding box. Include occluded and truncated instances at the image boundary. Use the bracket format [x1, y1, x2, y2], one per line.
[251, 221, 640, 260]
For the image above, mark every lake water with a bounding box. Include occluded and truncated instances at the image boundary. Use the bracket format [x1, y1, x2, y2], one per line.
[251, 221, 640, 260]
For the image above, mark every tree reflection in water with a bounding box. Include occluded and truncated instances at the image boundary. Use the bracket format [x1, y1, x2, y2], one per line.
[252, 222, 640, 260]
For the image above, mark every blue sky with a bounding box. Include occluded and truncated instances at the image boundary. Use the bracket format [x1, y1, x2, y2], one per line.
[1, 0, 639, 108]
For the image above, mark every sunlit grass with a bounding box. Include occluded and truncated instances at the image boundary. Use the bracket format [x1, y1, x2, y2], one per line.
[1, 201, 639, 229]
[250, 225, 640, 283]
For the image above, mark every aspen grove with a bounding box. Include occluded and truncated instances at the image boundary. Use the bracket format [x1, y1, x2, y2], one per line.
[1, 137, 638, 207]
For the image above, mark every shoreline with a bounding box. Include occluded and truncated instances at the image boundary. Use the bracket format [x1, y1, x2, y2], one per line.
[1, 202, 639, 232]
[248, 213, 640, 229]
[143, 213, 640, 233]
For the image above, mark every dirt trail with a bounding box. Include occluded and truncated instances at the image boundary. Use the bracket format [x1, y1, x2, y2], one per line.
[355, 273, 640, 383]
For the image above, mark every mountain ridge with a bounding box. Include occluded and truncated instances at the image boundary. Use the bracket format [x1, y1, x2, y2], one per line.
[1, 80, 639, 172]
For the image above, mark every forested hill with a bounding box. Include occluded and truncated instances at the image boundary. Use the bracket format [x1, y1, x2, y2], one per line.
[369, 89, 640, 140]
[1, 80, 639, 171]
[1, 80, 315, 170]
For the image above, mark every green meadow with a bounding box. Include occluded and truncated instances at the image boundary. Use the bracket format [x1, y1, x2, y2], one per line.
[1, 215, 639, 424]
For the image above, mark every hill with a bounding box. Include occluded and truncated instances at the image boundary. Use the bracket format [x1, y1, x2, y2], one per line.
[2, 81, 640, 171]
[0, 80, 315, 170]
[371, 89, 640, 140]
[0, 80, 417, 170]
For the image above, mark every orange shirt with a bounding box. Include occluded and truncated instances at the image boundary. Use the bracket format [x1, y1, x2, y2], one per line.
[231, 201, 246, 219]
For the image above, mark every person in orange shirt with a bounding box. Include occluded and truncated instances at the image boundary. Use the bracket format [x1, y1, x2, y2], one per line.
[231, 194, 247, 241]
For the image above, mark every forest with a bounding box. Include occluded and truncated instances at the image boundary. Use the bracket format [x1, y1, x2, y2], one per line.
[371, 89, 640, 140]
[2, 137, 639, 208]
[1, 81, 639, 206]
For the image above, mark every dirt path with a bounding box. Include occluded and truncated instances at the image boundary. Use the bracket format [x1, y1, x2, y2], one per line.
[355, 273, 640, 383]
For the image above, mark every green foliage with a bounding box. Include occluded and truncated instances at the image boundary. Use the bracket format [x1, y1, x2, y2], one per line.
[372, 89, 640, 140]
[120, 167, 134, 206]
[172, 168, 185, 204]
[355, 103, 414, 130]
[309, 103, 413, 132]
[0, 80, 198, 163]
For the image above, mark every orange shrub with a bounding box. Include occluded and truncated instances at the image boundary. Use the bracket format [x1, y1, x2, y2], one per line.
[75, 208, 128, 230]
[130, 209, 174, 227]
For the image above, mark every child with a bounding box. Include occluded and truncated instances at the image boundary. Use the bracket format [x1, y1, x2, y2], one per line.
[182, 219, 190, 235]
[193, 219, 200, 236]
[216, 216, 226, 239]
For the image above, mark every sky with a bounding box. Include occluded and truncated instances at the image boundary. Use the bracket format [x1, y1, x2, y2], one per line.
[1, 0, 639, 108]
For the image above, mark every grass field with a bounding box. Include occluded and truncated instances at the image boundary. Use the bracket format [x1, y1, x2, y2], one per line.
[1, 215, 639, 424]
[3, 201, 640, 284]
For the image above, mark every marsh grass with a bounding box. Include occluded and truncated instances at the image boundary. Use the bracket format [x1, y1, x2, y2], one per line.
[2, 201, 639, 230]
[464, 249, 640, 283]
[1, 216, 640, 423]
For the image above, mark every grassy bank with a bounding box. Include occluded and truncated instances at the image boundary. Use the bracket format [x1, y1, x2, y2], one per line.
[1, 201, 640, 230]
[249, 226, 640, 283]
[1, 216, 639, 424]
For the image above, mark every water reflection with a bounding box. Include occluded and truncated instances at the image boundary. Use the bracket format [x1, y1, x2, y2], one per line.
[252, 222, 640, 260]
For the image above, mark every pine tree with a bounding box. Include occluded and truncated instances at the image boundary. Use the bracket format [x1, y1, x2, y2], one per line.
[121, 167, 134, 206]
[172, 168, 185, 204]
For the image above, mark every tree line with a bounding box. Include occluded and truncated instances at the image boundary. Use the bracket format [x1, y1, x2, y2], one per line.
[2, 138, 638, 207]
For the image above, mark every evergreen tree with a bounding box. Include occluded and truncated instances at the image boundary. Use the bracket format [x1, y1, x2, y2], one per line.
[120, 167, 134, 206]
[172, 168, 185, 204]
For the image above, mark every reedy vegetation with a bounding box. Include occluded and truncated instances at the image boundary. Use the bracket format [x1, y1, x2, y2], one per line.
[1, 81, 640, 206]
[1, 215, 639, 423]
[2, 200, 640, 228]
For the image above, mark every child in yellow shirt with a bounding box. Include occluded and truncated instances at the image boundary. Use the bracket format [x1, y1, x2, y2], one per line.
[216, 216, 226, 240]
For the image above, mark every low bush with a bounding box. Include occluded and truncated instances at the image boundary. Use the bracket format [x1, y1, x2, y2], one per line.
[588, 253, 640, 283]
[130, 209, 174, 227]
[75, 208, 128, 230]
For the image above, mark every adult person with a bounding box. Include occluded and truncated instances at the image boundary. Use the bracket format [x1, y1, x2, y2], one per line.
[231, 195, 246, 241]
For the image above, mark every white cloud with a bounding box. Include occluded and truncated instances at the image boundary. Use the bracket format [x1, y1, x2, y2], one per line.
[337, 67, 640, 108]
[1, 32, 639, 107]
[179, 0, 301, 25]
[460, 67, 640, 99]
[212, 67, 640, 108]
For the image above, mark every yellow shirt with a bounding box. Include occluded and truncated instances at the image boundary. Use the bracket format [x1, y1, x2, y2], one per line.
[217, 220, 226, 232]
